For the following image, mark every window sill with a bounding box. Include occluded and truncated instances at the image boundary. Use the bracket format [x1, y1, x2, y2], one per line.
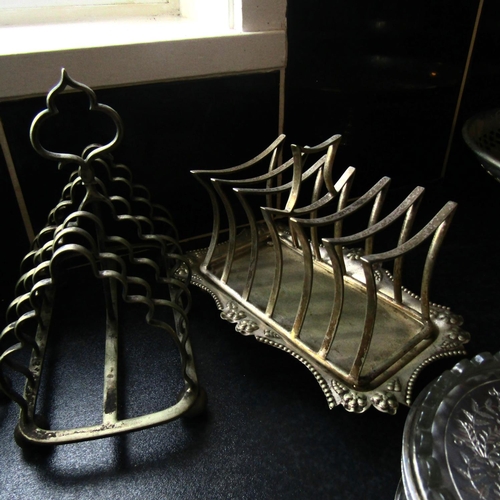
[0, 14, 286, 101]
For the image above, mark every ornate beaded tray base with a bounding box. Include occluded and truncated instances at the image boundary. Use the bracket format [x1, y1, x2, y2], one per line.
[0, 71, 205, 448]
[187, 133, 470, 414]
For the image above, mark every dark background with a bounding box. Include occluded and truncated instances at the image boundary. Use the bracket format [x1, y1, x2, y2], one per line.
[1, 1, 500, 498]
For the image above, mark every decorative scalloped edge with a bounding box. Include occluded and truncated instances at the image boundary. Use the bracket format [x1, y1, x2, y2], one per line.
[189, 250, 469, 414]
[257, 336, 338, 410]
[404, 349, 467, 405]
[191, 275, 223, 310]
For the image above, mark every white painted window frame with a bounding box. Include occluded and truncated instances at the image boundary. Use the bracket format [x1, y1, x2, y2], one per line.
[0, 0, 287, 102]
[1, 0, 173, 6]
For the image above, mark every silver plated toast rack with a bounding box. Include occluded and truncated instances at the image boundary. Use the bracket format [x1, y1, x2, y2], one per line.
[0, 70, 205, 448]
[187, 132, 469, 414]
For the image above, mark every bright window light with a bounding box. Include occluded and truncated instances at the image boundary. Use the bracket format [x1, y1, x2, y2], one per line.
[0, 0, 173, 6]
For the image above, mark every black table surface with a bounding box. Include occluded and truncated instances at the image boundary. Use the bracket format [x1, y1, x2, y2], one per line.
[1, 160, 500, 500]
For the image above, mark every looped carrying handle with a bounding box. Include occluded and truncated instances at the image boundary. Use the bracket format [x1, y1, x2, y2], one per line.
[30, 68, 124, 183]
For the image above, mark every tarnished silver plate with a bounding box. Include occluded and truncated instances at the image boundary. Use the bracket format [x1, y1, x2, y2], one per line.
[188, 133, 469, 414]
[0, 70, 205, 448]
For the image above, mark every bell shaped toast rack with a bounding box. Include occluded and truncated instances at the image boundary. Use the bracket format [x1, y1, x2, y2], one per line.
[188, 134, 469, 414]
[0, 70, 204, 447]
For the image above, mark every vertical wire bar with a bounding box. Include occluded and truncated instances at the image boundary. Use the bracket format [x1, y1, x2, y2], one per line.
[392, 192, 424, 303]
[290, 220, 313, 339]
[91, 194, 120, 426]
[420, 203, 457, 319]
[213, 180, 237, 284]
[167, 264, 197, 393]
[284, 145, 303, 212]
[276, 172, 284, 209]
[364, 184, 389, 255]
[102, 276, 119, 425]
[234, 189, 259, 301]
[310, 167, 325, 260]
[334, 169, 356, 274]
[266, 147, 279, 208]
[322, 139, 341, 194]
[273, 143, 286, 210]
[349, 258, 377, 385]
[262, 208, 283, 317]
[191, 173, 221, 272]
[0, 286, 54, 419]
[287, 145, 303, 248]
[26, 288, 54, 422]
[276, 67, 286, 208]
[318, 241, 345, 358]
[0, 345, 30, 414]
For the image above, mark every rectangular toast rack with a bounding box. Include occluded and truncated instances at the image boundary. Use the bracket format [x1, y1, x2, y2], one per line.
[188, 132, 469, 414]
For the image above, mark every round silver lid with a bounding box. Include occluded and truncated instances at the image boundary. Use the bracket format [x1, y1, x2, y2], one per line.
[400, 352, 500, 500]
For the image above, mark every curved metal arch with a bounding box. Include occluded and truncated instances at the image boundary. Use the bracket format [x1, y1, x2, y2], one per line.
[30, 68, 124, 183]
